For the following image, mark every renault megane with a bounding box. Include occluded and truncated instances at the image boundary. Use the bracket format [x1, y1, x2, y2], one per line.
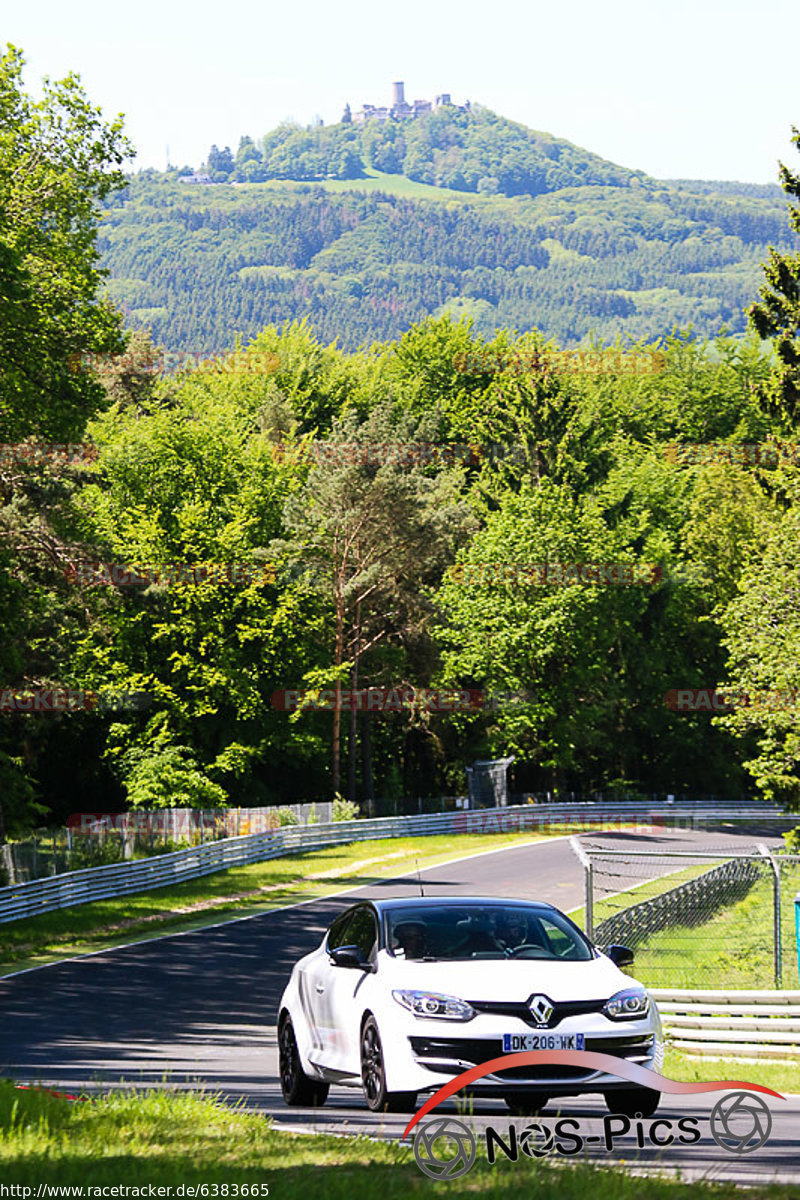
[277, 896, 663, 1116]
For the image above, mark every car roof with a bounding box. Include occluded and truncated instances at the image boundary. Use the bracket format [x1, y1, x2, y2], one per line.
[363, 896, 559, 915]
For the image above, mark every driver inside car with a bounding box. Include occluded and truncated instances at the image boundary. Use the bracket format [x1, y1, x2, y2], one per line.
[454, 909, 506, 956]
[499, 912, 551, 954]
[498, 911, 529, 950]
[392, 921, 428, 959]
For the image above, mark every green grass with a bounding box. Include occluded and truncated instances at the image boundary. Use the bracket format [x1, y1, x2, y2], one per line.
[1, 1081, 797, 1196]
[630, 866, 800, 990]
[569, 858, 800, 990]
[235, 168, 487, 202]
[0, 831, 559, 973]
[663, 1049, 800, 1095]
[568, 861, 716, 932]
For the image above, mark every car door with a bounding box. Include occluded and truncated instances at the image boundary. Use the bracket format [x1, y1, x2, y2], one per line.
[302, 906, 357, 1066]
[322, 905, 379, 1075]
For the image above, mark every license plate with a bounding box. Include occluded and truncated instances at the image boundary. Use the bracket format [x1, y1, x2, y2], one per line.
[502, 1033, 585, 1052]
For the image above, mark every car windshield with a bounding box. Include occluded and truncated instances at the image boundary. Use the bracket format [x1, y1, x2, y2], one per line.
[385, 904, 593, 961]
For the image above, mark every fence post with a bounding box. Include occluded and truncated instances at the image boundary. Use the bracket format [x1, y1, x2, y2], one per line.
[796, 891, 800, 985]
[758, 844, 782, 988]
[570, 836, 593, 939]
[1, 842, 14, 885]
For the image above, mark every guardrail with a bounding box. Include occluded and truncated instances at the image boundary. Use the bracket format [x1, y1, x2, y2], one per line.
[0, 800, 794, 927]
[652, 988, 800, 1059]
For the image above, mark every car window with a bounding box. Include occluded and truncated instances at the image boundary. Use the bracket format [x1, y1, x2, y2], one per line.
[386, 905, 592, 961]
[539, 915, 583, 958]
[346, 907, 378, 960]
[327, 908, 356, 950]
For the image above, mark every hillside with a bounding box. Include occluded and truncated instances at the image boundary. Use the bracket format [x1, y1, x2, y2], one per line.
[206, 104, 647, 197]
[98, 106, 798, 352]
[100, 179, 795, 352]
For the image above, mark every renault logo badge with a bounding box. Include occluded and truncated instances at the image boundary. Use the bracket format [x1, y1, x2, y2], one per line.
[528, 994, 554, 1025]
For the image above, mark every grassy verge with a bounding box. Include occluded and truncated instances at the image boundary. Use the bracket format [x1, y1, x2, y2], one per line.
[570, 857, 800, 989]
[0, 830, 561, 973]
[631, 868, 800, 990]
[1, 1082, 797, 1197]
[663, 1048, 800, 1095]
[568, 861, 716, 932]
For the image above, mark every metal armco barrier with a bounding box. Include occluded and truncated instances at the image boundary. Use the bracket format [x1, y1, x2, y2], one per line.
[652, 989, 800, 1059]
[0, 801, 793, 926]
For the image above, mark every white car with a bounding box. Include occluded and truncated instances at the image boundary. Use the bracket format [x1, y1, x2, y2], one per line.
[277, 896, 664, 1116]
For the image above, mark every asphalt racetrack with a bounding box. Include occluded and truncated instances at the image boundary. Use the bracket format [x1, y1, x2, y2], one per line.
[1, 827, 797, 1185]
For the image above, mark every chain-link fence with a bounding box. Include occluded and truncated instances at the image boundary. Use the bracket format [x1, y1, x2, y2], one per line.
[572, 839, 800, 989]
[0, 803, 334, 885]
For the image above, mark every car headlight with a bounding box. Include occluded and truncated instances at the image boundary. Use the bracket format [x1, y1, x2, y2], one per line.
[392, 990, 476, 1021]
[603, 988, 650, 1020]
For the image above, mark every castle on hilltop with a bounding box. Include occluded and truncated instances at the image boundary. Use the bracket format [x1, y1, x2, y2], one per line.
[346, 81, 468, 125]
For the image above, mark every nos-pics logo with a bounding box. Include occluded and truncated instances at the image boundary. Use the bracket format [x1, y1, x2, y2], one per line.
[412, 1094, 774, 1180]
[413, 1117, 477, 1180]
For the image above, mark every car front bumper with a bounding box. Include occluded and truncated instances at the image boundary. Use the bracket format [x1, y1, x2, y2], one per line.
[382, 1010, 664, 1096]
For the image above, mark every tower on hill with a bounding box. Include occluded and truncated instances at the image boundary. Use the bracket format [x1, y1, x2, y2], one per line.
[352, 82, 466, 124]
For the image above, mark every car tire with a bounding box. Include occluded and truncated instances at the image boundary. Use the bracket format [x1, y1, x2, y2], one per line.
[504, 1093, 550, 1116]
[603, 1086, 660, 1118]
[361, 1016, 418, 1113]
[278, 1015, 329, 1107]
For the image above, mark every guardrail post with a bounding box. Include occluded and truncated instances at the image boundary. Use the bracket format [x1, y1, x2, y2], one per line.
[795, 891, 800, 985]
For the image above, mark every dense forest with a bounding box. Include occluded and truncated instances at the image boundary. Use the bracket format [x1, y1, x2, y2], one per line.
[3, 46, 800, 841]
[100, 167, 796, 351]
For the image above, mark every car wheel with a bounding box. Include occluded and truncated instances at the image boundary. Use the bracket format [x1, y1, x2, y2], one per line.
[504, 1092, 550, 1116]
[604, 1087, 660, 1118]
[361, 1016, 418, 1113]
[278, 1015, 329, 1107]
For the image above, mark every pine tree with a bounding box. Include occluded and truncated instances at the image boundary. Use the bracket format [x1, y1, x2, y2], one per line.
[748, 127, 800, 428]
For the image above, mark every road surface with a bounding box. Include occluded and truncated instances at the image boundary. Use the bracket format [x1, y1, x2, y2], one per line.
[0, 826, 795, 1185]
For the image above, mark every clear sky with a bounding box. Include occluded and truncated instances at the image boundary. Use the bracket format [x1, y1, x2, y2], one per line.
[5, 0, 799, 183]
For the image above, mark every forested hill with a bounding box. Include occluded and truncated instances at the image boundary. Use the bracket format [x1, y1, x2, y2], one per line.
[99, 173, 795, 352]
[98, 106, 798, 353]
[200, 105, 646, 196]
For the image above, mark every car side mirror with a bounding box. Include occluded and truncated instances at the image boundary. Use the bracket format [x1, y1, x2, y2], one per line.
[605, 944, 635, 968]
[329, 944, 370, 970]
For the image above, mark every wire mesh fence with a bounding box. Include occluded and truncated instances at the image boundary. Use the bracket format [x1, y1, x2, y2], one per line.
[573, 839, 800, 990]
[0, 803, 334, 885]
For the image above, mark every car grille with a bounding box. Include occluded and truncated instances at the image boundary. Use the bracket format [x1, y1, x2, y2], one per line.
[408, 1035, 654, 1081]
[468, 998, 606, 1029]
